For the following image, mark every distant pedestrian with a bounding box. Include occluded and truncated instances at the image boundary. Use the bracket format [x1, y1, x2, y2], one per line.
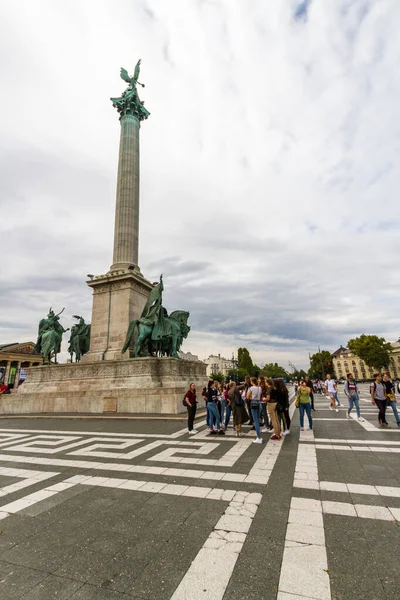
[382, 373, 400, 427]
[325, 374, 340, 412]
[246, 377, 263, 444]
[238, 376, 253, 428]
[296, 379, 313, 431]
[371, 373, 389, 428]
[344, 374, 364, 421]
[258, 376, 271, 432]
[184, 383, 198, 434]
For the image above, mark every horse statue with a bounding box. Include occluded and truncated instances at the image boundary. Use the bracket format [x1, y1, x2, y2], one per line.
[68, 315, 91, 362]
[34, 307, 69, 365]
[122, 310, 190, 358]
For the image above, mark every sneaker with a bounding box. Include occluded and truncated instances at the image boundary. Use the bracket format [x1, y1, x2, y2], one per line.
[346, 413, 350, 419]
[335, 409, 339, 413]
[336, 403, 342, 407]
[285, 429, 290, 435]
[300, 427, 304, 431]
[329, 406, 333, 411]
[382, 423, 391, 428]
[253, 437, 263, 444]
[270, 435, 281, 440]
[281, 430, 287, 436]
[188, 430, 197, 435]
[358, 417, 365, 422]
[308, 428, 313, 431]
[209, 430, 217, 435]
[261, 427, 268, 433]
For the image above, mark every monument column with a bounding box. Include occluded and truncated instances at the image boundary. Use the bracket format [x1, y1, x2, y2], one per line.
[111, 114, 140, 271]
[83, 60, 153, 362]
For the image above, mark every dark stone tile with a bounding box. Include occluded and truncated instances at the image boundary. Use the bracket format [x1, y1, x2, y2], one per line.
[69, 583, 124, 599]
[22, 574, 84, 600]
[0, 561, 48, 599]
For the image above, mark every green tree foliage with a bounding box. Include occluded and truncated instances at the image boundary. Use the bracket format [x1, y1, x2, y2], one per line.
[347, 335, 392, 371]
[308, 350, 335, 379]
[261, 362, 291, 379]
[210, 371, 224, 383]
[292, 369, 307, 380]
[237, 368, 249, 382]
[237, 348, 254, 376]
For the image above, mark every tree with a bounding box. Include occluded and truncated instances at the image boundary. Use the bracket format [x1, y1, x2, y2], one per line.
[308, 350, 335, 379]
[210, 371, 224, 383]
[237, 348, 254, 376]
[261, 362, 291, 379]
[237, 368, 249, 382]
[347, 334, 392, 371]
[293, 369, 307, 380]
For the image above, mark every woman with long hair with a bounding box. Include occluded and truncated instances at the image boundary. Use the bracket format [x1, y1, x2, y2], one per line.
[246, 377, 263, 444]
[228, 381, 249, 436]
[297, 379, 313, 431]
[205, 380, 225, 436]
[184, 382, 198, 435]
[265, 378, 281, 440]
[258, 376, 271, 432]
[275, 378, 290, 435]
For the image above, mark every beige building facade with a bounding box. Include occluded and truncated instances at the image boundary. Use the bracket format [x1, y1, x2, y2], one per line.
[332, 343, 400, 381]
[203, 354, 238, 378]
[0, 343, 42, 391]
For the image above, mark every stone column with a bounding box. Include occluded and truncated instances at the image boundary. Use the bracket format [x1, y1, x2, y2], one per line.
[110, 115, 141, 272]
[4, 361, 11, 386]
[13, 362, 21, 390]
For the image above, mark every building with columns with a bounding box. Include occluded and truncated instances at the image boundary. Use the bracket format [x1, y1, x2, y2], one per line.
[203, 354, 238, 378]
[332, 343, 400, 381]
[0, 343, 42, 391]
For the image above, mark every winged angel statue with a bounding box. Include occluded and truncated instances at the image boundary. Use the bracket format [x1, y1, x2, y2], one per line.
[110, 59, 150, 120]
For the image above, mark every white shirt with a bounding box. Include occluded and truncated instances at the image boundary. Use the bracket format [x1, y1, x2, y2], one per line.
[325, 379, 336, 393]
[249, 385, 262, 401]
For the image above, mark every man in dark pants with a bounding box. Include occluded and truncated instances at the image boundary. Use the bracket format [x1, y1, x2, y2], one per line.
[305, 376, 315, 411]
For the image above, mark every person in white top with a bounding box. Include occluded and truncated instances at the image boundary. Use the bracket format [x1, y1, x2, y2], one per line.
[246, 377, 263, 444]
[324, 374, 340, 412]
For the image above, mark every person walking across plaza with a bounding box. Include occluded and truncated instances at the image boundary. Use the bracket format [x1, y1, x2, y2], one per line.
[184, 383, 198, 434]
[297, 379, 313, 431]
[382, 373, 400, 426]
[246, 377, 263, 444]
[325, 374, 340, 412]
[344, 374, 364, 421]
[305, 375, 316, 411]
[266, 378, 281, 440]
[371, 373, 389, 428]
[205, 381, 225, 435]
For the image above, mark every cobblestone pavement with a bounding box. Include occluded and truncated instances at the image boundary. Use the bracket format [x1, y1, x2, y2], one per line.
[0, 386, 399, 599]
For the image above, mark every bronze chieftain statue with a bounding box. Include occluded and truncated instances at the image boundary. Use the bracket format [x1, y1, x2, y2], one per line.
[68, 316, 91, 363]
[34, 308, 69, 365]
[110, 59, 150, 121]
[122, 276, 190, 358]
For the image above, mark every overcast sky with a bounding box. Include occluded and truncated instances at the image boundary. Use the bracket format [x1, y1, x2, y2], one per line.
[1, 0, 400, 370]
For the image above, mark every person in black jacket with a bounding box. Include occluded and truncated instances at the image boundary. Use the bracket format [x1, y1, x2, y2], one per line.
[275, 379, 291, 435]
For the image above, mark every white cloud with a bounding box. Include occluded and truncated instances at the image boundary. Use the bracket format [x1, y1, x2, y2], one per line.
[1, 0, 400, 369]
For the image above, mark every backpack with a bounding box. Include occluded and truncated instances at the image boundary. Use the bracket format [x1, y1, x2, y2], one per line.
[235, 391, 244, 406]
[182, 394, 188, 406]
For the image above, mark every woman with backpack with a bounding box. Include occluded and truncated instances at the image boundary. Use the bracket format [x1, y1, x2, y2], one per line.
[228, 381, 249, 436]
[184, 383, 198, 435]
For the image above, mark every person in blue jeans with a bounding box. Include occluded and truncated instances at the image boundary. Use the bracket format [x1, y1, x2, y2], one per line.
[246, 377, 263, 444]
[205, 381, 225, 436]
[382, 373, 400, 426]
[344, 373, 364, 421]
[297, 380, 313, 430]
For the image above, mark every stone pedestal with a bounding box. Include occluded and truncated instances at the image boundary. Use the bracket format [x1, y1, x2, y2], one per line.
[4, 358, 207, 415]
[83, 270, 153, 362]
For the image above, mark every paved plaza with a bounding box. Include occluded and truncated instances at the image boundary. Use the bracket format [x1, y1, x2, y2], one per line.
[0, 386, 399, 599]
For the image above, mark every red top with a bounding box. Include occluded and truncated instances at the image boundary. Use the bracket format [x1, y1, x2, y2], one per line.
[185, 390, 197, 404]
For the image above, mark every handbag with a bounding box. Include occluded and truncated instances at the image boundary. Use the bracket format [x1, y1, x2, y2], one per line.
[295, 397, 300, 408]
[250, 401, 260, 410]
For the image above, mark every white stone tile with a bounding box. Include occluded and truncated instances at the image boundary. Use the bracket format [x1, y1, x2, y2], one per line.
[215, 515, 252, 533]
[286, 523, 325, 546]
[320, 481, 348, 493]
[0, 511, 9, 520]
[244, 475, 267, 485]
[221, 489, 236, 502]
[162, 484, 189, 496]
[244, 493, 262, 506]
[199, 471, 224, 481]
[376, 486, 400, 498]
[288, 508, 324, 528]
[278, 543, 330, 600]
[322, 501, 357, 517]
[142, 466, 168, 475]
[293, 480, 320, 490]
[278, 592, 316, 600]
[291, 497, 322, 513]
[221, 473, 247, 483]
[182, 486, 213, 498]
[44, 482, 76, 492]
[389, 507, 400, 521]
[355, 504, 393, 521]
[347, 483, 378, 495]
[118, 480, 146, 491]
[163, 468, 185, 477]
[180, 469, 205, 478]
[64, 475, 92, 485]
[0, 489, 58, 514]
